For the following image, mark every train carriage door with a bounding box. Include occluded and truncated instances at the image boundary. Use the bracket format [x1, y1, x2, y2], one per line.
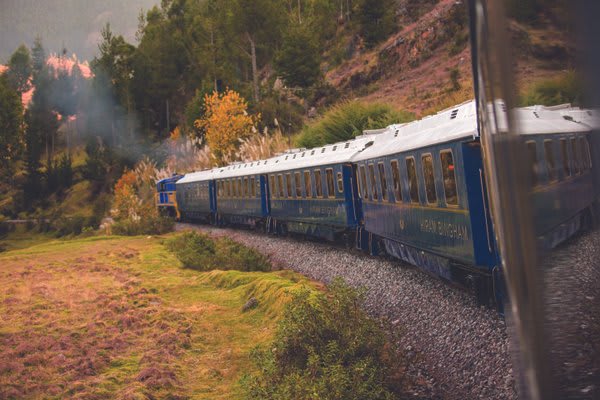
[260, 175, 270, 216]
[343, 163, 361, 226]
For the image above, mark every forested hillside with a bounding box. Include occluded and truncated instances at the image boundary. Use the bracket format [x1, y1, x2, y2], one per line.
[0, 0, 578, 230]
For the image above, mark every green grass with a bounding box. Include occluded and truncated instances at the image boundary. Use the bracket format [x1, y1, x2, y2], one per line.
[295, 101, 415, 148]
[0, 234, 318, 399]
[519, 71, 583, 107]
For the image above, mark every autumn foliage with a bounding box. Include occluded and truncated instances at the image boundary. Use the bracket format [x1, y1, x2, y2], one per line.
[111, 168, 173, 235]
[194, 89, 260, 166]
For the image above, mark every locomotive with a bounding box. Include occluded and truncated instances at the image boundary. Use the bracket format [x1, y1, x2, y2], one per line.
[157, 100, 599, 308]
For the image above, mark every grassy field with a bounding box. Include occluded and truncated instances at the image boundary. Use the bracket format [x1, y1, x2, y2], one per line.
[0, 234, 316, 399]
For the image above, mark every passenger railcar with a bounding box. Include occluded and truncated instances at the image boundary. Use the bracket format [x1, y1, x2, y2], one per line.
[163, 100, 598, 308]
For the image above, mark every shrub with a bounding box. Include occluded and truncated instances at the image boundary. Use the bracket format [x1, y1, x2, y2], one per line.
[295, 102, 414, 148]
[54, 216, 86, 237]
[112, 214, 174, 236]
[519, 71, 583, 106]
[242, 279, 400, 400]
[165, 231, 270, 272]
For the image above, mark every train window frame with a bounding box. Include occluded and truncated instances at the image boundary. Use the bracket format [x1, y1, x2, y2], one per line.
[251, 177, 256, 197]
[269, 175, 276, 198]
[314, 169, 323, 198]
[294, 172, 302, 197]
[405, 157, 419, 203]
[377, 162, 388, 201]
[277, 174, 285, 198]
[580, 136, 592, 170]
[421, 153, 437, 205]
[336, 172, 344, 193]
[243, 177, 249, 198]
[560, 138, 571, 177]
[440, 150, 458, 206]
[543, 140, 557, 182]
[570, 137, 581, 175]
[325, 168, 335, 198]
[368, 163, 378, 201]
[390, 160, 402, 203]
[304, 171, 312, 198]
[286, 173, 293, 198]
[238, 178, 243, 198]
[358, 165, 368, 199]
[526, 141, 540, 187]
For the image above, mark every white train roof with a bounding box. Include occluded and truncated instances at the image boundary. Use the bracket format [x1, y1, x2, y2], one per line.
[176, 169, 215, 184]
[176, 100, 593, 185]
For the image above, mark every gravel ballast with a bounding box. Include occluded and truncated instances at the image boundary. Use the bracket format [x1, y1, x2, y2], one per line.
[178, 223, 517, 400]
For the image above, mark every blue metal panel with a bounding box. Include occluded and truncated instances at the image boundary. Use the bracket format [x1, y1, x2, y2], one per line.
[342, 164, 360, 226]
[461, 142, 498, 268]
[260, 175, 270, 216]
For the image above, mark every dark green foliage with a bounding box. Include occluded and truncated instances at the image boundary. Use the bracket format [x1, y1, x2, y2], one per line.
[275, 23, 321, 88]
[256, 97, 304, 135]
[6, 44, 32, 95]
[296, 102, 415, 148]
[356, 0, 396, 48]
[450, 68, 461, 91]
[0, 74, 23, 177]
[165, 231, 271, 272]
[506, 0, 540, 23]
[111, 214, 174, 236]
[519, 71, 582, 106]
[45, 154, 74, 194]
[54, 216, 86, 237]
[242, 279, 399, 400]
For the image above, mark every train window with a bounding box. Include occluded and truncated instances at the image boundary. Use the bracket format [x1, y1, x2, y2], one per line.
[422, 154, 437, 204]
[278, 174, 285, 198]
[440, 151, 458, 206]
[304, 171, 312, 197]
[295, 172, 302, 197]
[406, 157, 419, 203]
[226, 180, 231, 197]
[314, 169, 323, 197]
[337, 172, 343, 193]
[560, 139, 571, 177]
[390, 160, 402, 202]
[286, 173, 293, 198]
[269, 175, 276, 198]
[326, 169, 335, 198]
[251, 177, 256, 197]
[368, 164, 378, 200]
[359, 165, 368, 199]
[570, 137, 581, 174]
[527, 141, 540, 186]
[544, 140, 557, 182]
[243, 177, 249, 198]
[378, 162, 388, 201]
[238, 179, 243, 198]
[580, 136, 592, 170]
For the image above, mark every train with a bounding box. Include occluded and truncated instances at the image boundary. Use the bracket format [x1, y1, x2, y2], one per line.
[156, 100, 599, 309]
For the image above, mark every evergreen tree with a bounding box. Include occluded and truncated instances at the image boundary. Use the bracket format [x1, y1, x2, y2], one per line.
[0, 74, 24, 178]
[275, 23, 321, 88]
[6, 44, 33, 96]
[356, 0, 396, 48]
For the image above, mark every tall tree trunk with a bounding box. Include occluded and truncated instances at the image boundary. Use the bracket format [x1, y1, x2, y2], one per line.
[247, 32, 260, 103]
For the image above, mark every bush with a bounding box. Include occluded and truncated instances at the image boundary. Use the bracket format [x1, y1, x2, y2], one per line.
[111, 214, 174, 236]
[54, 216, 86, 237]
[519, 71, 583, 106]
[295, 102, 414, 148]
[165, 231, 271, 272]
[242, 279, 400, 400]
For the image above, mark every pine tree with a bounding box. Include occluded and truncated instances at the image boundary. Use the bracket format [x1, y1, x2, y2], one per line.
[0, 75, 24, 178]
[275, 23, 321, 89]
[6, 44, 33, 96]
[356, 0, 396, 48]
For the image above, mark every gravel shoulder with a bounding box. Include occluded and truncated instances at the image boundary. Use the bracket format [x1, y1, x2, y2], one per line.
[178, 223, 517, 400]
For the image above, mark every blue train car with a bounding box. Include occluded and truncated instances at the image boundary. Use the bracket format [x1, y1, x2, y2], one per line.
[352, 103, 496, 288]
[262, 140, 371, 241]
[156, 174, 184, 218]
[515, 106, 594, 248]
[175, 170, 216, 223]
[212, 161, 272, 228]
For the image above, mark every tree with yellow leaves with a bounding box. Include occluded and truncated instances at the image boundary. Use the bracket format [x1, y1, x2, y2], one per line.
[194, 89, 260, 166]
